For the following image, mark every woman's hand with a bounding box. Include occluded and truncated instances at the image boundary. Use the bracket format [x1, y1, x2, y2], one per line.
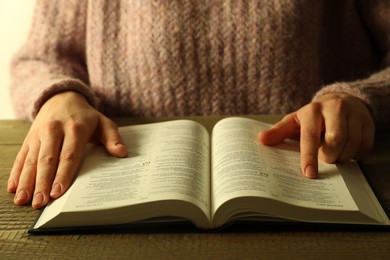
[7, 91, 128, 209]
[258, 93, 375, 178]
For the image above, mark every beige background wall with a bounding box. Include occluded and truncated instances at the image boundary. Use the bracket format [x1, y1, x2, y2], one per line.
[0, 0, 36, 119]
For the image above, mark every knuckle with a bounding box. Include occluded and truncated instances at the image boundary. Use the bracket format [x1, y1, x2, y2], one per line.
[325, 97, 351, 117]
[281, 113, 294, 122]
[325, 131, 345, 147]
[24, 158, 37, 167]
[308, 102, 322, 111]
[43, 120, 62, 133]
[321, 155, 336, 164]
[329, 98, 347, 112]
[39, 154, 57, 166]
[60, 151, 76, 163]
[298, 102, 321, 117]
[14, 153, 26, 167]
[67, 120, 87, 134]
[319, 147, 338, 164]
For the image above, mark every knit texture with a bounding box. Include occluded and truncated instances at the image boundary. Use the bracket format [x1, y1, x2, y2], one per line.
[9, 0, 390, 129]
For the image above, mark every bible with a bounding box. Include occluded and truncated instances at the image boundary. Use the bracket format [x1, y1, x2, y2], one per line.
[29, 117, 390, 233]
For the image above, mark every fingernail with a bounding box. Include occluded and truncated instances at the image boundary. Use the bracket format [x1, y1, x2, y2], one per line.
[304, 165, 317, 179]
[50, 183, 62, 198]
[7, 180, 16, 192]
[115, 143, 128, 157]
[33, 192, 44, 206]
[15, 189, 28, 201]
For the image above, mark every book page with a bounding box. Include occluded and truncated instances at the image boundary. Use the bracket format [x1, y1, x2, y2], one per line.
[61, 120, 211, 217]
[211, 117, 358, 215]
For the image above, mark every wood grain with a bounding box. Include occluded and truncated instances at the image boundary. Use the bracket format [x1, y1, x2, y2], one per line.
[1, 117, 390, 259]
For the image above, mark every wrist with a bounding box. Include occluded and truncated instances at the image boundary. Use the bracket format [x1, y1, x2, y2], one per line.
[39, 91, 91, 114]
[45, 91, 88, 106]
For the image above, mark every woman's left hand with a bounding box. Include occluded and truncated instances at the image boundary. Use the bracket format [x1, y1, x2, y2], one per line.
[258, 93, 375, 178]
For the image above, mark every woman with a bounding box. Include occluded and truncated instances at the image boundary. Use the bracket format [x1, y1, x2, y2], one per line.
[7, 0, 390, 209]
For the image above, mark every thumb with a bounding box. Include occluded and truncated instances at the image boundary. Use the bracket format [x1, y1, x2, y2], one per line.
[98, 116, 128, 157]
[258, 113, 300, 145]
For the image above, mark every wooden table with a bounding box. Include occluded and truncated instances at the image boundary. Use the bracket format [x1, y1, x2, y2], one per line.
[1, 116, 390, 259]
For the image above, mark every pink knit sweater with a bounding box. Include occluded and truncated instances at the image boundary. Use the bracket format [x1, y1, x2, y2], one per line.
[9, 0, 390, 129]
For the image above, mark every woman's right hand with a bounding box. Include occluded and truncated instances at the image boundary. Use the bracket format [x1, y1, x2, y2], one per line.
[7, 91, 128, 209]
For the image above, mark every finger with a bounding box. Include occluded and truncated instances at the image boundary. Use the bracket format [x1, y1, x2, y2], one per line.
[337, 117, 361, 163]
[8, 144, 29, 193]
[14, 142, 40, 205]
[354, 120, 375, 161]
[98, 116, 128, 157]
[50, 123, 88, 199]
[258, 113, 300, 145]
[32, 125, 63, 209]
[298, 104, 323, 179]
[318, 109, 347, 163]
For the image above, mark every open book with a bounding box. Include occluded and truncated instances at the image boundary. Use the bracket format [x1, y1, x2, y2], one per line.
[29, 117, 390, 233]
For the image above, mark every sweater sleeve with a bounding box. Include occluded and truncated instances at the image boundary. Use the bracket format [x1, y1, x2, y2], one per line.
[313, 0, 390, 130]
[9, 0, 97, 121]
